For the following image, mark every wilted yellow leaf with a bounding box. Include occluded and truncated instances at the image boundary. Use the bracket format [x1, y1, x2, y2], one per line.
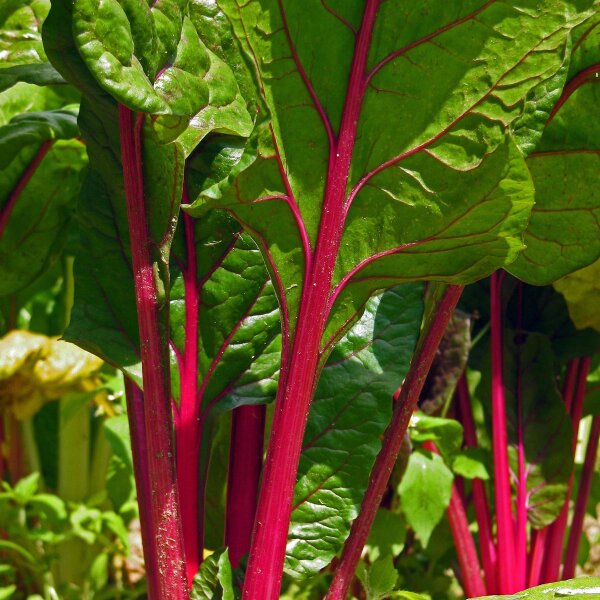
[0, 331, 103, 419]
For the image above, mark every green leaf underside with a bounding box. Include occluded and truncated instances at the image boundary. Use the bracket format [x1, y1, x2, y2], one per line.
[188, 0, 596, 356]
[286, 284, 423, 578]
[46, 0, 262, 385]
[63, 97, 182, 385]
[509, 19, 600, 284]
[473, 577, 600, 599]
[0, 133, 85, 295]
[169, 210, 281, 412]
[480, 332, 572, 527]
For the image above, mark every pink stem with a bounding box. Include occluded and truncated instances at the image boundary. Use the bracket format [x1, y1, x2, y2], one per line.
[489, 271, 517, 594]
[119, 105, 188, 599]
[176, 209, 202, 586]
[528, 528, 548, 587]
[515, 283, 527, 590]
[242, 3, 379, 598]
[423, 441, 486, 597]
[0, 141, 53, 241]
[124, 379, 158, 599]
[456, 375, 498, 592]
[326, 285, 464, 600]
[225, 404, 266, 567]
[541, 357, 591, 583]
[563, 414, 600, 578]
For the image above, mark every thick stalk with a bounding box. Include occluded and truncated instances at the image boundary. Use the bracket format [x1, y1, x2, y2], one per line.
[21, 418, 41, 477]
[542, 357, 591, 583]
[124, 380, 158, 599]
[424, 441, 486, 597]
[456, 375, 497, 592]
[489, 271, 517, 593]
[57, 394, 90, 587]
[0, 141, 52, 241]
[118, 106, 188, 599]
[176, 210, 202, 585]
[562, 414, 600, 578]
[242, 4, 380, 598]
[528, 528, 547, 587]
[326, 285, 463, 600]
[225, 404, 266, 567]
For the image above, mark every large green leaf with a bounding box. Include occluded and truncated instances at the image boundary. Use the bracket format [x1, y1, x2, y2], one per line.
[480, 332, 573, 527]
[187, 0, 594, 363]
[0, 109, 85, 295]
[473, 577, 600, 599]
[68, 0, 252, 145]
[286, 284, 423, 578]
[0, 0, 49, 67]
[509, 20, 600, 284]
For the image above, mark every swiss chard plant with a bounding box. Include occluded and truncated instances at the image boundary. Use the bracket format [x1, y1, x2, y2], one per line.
[0, 0, 599, 599]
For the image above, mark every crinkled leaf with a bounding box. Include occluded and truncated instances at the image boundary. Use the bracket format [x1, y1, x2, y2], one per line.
[0, 0, 49, 67]
[0, 330, 102, 419]
[553, 258, 600, 333]
[509, 20, 600, 284]
[190, 548, 236, 600]
[397, 449, 453, 547]
[286, 284, 423, 578]
[70, 0, 252, 145]
[169, 209, 280, 414]
[188, 1, 595, 356]
[473, 577, 600, 599]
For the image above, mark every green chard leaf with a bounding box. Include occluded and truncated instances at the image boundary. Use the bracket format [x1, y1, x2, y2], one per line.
[0, 0, 49, 67]
[286, 284, 423, 578]
[473, 577, 600, 599]
[68, 0, 252, 145]
[397, 449, 454, 546]
[187, 0, 597, 354]
[190, 548, 236, 600]
[0, 63, 66, 94]
[508, 19, 600, 284]
[0, 108, 85, 295]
